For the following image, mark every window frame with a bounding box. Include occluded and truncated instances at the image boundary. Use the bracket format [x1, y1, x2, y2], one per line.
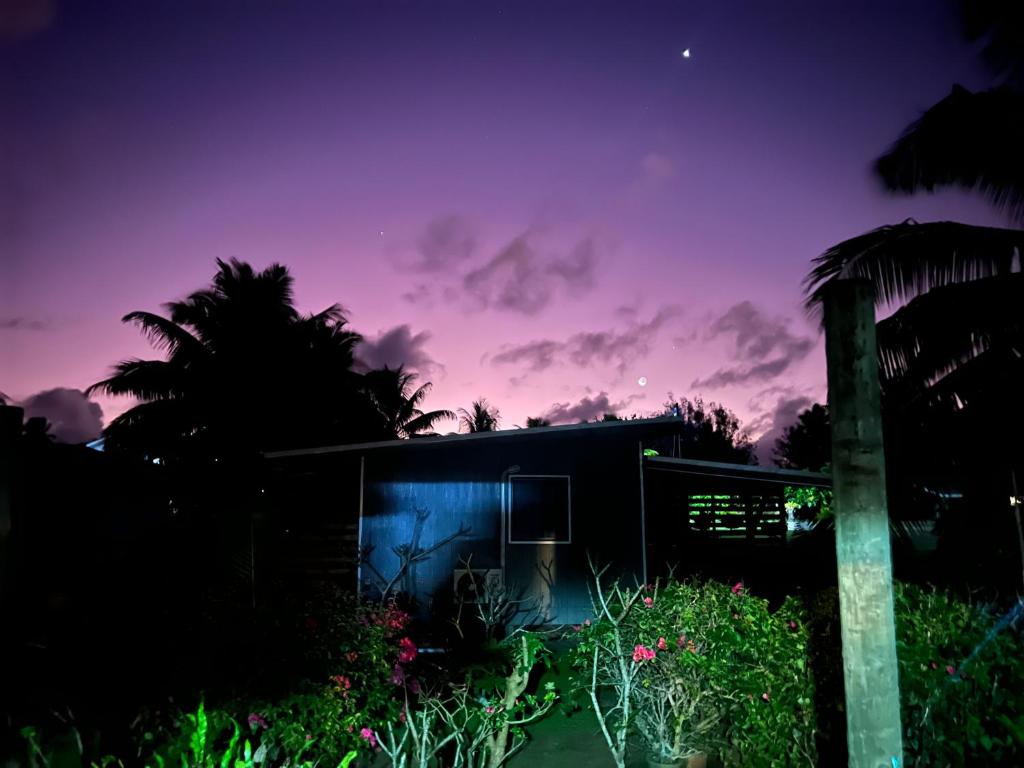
[507, 473, 572, 544]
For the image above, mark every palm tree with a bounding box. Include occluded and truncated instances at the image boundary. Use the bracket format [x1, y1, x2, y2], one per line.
[803, 3, 1024, 411]
[803, 5, 1024, 593]
[89, 259, 377, 462]
[362, 366, 455, 439]
[458, 399, 500, 433]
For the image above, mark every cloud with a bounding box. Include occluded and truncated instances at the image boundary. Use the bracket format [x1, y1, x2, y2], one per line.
[540, 391, 631, 425]
[0, 316, 49, 330]
[641, 151, 675, 182]
[401, 284, 433, 306]
[407, 214, 477, 272]
[491, 306, 680, 376]
[461, 231, 599, 315]
[545, 237, 597, 296]
[19, 387, 104, 444]
[746, 389, 814, 465]
[355, 325, 442, 375]
[490, 339, 562, 372]
[691, 302, 815, 389]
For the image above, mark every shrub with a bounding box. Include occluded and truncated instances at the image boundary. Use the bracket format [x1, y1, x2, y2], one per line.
[570, 575, 817, 767]
[895, 583, 1024, 765]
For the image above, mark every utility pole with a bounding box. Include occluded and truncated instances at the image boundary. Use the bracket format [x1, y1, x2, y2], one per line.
[823, 279, 903, 767]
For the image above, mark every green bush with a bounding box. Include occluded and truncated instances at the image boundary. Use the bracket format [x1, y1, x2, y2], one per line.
[570, 578, 817, 767]
[895, 583, 1024, 765]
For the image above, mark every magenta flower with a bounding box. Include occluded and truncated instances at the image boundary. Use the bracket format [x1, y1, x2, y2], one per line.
[360, 728, 378, 749]
[643, 596, 654, 607]
[398, 636, 418, 663]
[946, 665, 956, 676]
[632, 644, 656, 662]
[731, 582, 743, 594]
[657, 636, 667, 650]
[584, 618, 591, 626]
[247, 712, 268, 730]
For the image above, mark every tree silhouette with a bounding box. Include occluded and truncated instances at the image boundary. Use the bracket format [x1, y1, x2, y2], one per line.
[458, 399, 500, 433]
[89, 258, 382, 463]
[524, 416, 551, 428]
[362, 366, 455, 439]
[774, 403, 830, 471]
[803, 4, 1024, 587]
[662, 396, 754, 464]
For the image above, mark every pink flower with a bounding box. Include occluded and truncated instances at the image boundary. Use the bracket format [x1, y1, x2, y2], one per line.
[657, 637, 667, 650]
[485, 706, 495, 714]
[247, 713, 268, 730]
[345, 651, 359, 663]
[399, 708, 407, 724]
[677, 634, 686, 648]
[930, 661, 939, 670]
[761, 692, 770, 702]
[731, 582, 743, 594]
[632, 644, 656, 662]
[572, 624, 582, 632]
[946, 665, 956, 676]
[584, 618, 591, 626]
[330, 674, 352, 690]
[788, 620, 798, 630]
[359, 728, 378, 749]
[398, 636, 418, 663]
[643, 597, 654, 607]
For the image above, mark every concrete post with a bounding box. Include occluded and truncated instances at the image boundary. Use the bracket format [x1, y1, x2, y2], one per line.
[823, 280, 903, 767]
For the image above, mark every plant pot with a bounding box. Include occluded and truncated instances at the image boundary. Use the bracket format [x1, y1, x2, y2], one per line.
[645, 753, 707, 768]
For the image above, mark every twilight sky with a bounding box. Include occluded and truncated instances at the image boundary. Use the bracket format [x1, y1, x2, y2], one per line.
[1, 0, 1014, 454]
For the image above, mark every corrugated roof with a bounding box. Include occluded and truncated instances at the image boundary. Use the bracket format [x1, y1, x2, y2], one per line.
[264, 415, 683, 459]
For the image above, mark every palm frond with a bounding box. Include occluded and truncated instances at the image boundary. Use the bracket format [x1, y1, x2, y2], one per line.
[875, 85, 1024, 222]
[87, 359, 189, 400]
[876, 273, 1024, 387]
[122, 311, 204, 357]
[804, 219, 1024, 313]
[402, 409, 456, 437]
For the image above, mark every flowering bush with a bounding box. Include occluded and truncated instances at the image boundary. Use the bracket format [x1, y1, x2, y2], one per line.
[373, 632, 557, 768]
[891, 584, 1023, 765]
[571, 576, 817, 767]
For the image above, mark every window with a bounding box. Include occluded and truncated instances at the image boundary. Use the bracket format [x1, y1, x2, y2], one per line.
[508, 475, 571, 543]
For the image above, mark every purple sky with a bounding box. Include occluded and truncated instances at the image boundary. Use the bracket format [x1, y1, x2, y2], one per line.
[1, 0, 1014, 454]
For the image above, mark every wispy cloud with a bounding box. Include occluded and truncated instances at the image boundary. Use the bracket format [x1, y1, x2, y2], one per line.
[0, 316, 50, 331]
[491, 305, 681, 376]
[461, 230, 599, 315]
[355, 324, 442, 376]
[540, 391, 632, 424]
[692, 301, 815, 389]
[406, 214, 477, 272]
[745, 386, 815, 464]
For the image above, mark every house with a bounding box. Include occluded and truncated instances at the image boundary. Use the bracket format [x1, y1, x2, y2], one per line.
[264, 416, 831, 624]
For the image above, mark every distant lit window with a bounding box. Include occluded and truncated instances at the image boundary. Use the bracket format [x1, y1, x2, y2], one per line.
[509, 475, 571, 543]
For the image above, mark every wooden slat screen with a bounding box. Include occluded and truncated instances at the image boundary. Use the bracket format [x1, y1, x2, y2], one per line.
[687, 493, 785, 541]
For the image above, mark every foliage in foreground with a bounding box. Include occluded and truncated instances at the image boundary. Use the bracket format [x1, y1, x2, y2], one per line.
[570, 572, 816, 767]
